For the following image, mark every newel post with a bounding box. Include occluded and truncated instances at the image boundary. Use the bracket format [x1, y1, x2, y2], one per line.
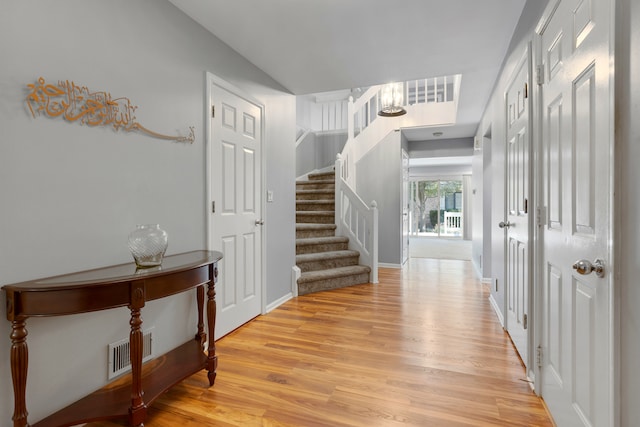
[335, 154, 343, 237]
[370, 200, 379, 284]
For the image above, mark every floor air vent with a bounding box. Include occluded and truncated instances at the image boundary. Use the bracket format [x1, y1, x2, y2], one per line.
[108, 328, 154, 380]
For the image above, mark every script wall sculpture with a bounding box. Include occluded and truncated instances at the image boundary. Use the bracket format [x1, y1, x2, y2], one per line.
[26, 77, 195, 143]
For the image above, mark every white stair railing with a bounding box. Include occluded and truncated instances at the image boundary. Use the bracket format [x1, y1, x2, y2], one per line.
[351, 75, 461, 140]
[333, 74, 460, 276]
[335, 154, 378, 284]
[342, 74, 462, 188]
[444, 211, 462, 234]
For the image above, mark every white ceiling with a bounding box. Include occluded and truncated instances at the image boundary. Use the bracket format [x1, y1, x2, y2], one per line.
[168, 0, 527, 141]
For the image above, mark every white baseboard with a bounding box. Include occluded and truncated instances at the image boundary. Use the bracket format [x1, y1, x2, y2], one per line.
[291, 266, 301, 298]
[488, 293, 505, 328]
[378, 262, 401, 269]
[472, 259, 483, 279]
[526, 372, 536, 392]
[264, 266, 298, 313]
[266, 292, 293, 313]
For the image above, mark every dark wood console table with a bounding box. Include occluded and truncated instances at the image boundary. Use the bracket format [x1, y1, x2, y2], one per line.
[2, 250, 222, 427]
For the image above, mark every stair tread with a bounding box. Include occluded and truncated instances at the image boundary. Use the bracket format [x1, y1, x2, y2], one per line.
[296, 180, 334, 185]
[296, 236, 349, 246]
[296, 211, 334, 215]
[308, 172, 335, 180]
[296, 236, 348, 246]
[296, 250, 360, 262]
[298, 265, 371, 284]
[296, 199, 335, 204]
[296, 223, 337, 230]
[296, 189, 335, 194]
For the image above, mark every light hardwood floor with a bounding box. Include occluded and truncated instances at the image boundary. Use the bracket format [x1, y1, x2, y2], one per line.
[87, 258, 553, 427]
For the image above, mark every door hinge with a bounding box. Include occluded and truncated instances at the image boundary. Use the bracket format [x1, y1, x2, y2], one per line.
[523, 313, 528, 330]
[536, 345, 543, 369]
[536, 206, 546, 227]
[211, 105, 215, 118]
[536, 65, 545, 85]
[212, 201, 215, 213]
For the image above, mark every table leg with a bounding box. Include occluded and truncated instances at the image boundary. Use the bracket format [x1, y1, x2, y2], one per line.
[195, 285, 206, 348]
[206, 264, 218, 386]
[10, 318, 28, 427]
[129, 285, 146, 427]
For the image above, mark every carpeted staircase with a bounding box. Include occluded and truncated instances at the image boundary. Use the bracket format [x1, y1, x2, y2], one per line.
[296, 171, 371, 295]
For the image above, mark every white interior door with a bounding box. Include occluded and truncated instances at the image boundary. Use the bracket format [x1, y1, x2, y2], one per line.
[209, 80, 263, 339]
[504, 47, 531, 369]
[538, 0, 612, 425]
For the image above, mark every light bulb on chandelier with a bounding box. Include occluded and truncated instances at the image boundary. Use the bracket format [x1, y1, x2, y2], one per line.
[378, 82, 406, 117]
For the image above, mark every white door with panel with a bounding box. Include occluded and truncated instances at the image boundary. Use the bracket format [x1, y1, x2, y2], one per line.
[209, 82, 263, 339]
[504, 47, 532, 369]
[538, 0, 612, 425]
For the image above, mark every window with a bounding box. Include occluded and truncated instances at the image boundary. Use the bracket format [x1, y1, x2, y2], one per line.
[409, 179, 463, 237]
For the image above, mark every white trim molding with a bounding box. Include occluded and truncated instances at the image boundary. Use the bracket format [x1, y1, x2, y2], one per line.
[488, 293, 505, 328]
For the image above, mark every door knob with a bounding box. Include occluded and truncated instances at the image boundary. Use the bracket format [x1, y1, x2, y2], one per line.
[255, 219, 264, 225]
[572, 259, 605, 278]
[498, 221, 513, 229]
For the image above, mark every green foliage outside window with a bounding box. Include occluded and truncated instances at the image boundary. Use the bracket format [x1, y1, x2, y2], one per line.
[411, 180, 463, 232]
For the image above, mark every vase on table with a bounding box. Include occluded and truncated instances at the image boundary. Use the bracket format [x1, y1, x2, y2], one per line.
[128, 224, 168, 268]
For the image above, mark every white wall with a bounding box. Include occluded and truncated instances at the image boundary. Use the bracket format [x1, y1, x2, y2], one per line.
[0, 1, 295, 423]
[471, 144, 484, 274]
[482, 134, 493, 279]
[297, 95, 323, 131]
[408, 138, 474, 159]
[471, 132, 493, 280]
[296, 132, 317, 178]
[295, 131, 347, 178]
[316, 132, 347, 171]
[356, 130, 403, 265]
[296, 95, 348, 133]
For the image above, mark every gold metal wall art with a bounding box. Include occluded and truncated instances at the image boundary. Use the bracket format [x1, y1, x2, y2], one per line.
[26, 77, 195, 143]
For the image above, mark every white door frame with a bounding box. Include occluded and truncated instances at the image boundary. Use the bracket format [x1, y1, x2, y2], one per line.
[401, 148, 409, 264]
[532, 11, 546, 396]
[205, 71, 267, 317]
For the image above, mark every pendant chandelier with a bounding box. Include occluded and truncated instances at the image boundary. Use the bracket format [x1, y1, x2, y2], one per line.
[378, 82, 406, 117]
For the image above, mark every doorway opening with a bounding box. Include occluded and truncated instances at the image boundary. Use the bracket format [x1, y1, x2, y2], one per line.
[408, 178, 471, 261]
[409, 179, 463, 238]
